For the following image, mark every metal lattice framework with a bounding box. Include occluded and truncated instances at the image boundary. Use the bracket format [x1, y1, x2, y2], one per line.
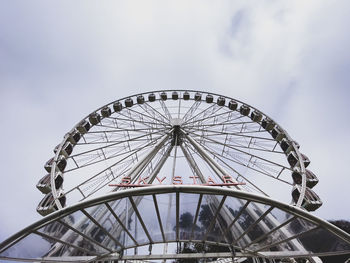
[1, 186, 350, 262]
[1, 90, 348, 263]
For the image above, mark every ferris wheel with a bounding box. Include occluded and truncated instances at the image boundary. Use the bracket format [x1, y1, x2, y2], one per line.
[4, 90, 350, 263]
[36, 90, 321, 216]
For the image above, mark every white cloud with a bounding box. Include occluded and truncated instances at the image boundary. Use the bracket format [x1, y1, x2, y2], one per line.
[0, 0, 349, 242]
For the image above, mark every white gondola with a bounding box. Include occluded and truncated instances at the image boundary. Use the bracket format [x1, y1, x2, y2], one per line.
[36, 174, 51, 194]
[288, 152, 310, 168]
[206, 94, 213, 103]
[228, 100, 238, 110]
[137, 95, 145, 104]
[292, 186, 322, 211]
[36, 172, 64, 194]
[101, 106, 112, 117]
[287, 151, 298, 168]
[271, 126, 285, 141]
[292, 169, 319, 188]
[250, 110, 262, 122]
[281, 139, 300, 154]
[125, 98, 133, 107]
[217, 96, 225, 106]
[194, 92, 202, 101]
[113, 101, 123, 112]
[77, 120, 91, 134]
[240, 105, 250, 116]
[44, 157, 54, 173]
[301, 153, 311, 168]
[37, 191, 66, 216]
[280, 138, 290, 153]
[60, 142, 73, 158]
[160, 92, 167, 101]
[148, 93, 156, 102]
[55, 156, 67, 172]
[172, 91, 179, 100]
[288, 151, 310, 168]
[261, 117, 275, 131]
[88, 112, 101, 125]
[45, 156, 66, 173]
[67, 130, 81, 145]
[183, 91, 190, 100]
[53, 144, 60, 154]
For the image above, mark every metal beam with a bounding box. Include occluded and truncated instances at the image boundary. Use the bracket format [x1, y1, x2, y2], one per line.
[232, 206, 274, 246]
[183, 132, 240, 187]
[153, 194, 166, 242]
[128, 196, 153, 244]
[104, 202, 139, 246]
[120, 252, 247, 260]
[203, 196, 227, 241]
[81, 209, 124, 249]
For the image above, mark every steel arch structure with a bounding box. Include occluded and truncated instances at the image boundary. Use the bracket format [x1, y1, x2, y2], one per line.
[0, 90, 347, 262]
[1, 186, 350, 262]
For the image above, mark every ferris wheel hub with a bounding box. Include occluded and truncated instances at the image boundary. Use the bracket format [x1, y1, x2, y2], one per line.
[170, 118, 184, 146]
[170, 117, 184, 126]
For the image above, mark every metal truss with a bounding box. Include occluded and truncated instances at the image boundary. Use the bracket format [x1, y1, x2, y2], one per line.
[1, 186, 350, 262]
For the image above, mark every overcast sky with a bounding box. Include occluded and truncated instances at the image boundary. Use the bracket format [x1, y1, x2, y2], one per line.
[1, 1, 350, 242]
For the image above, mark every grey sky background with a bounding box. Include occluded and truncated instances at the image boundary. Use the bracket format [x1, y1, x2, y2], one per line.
[1, 1, 350, 242]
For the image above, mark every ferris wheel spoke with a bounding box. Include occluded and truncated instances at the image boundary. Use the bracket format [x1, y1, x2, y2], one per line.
[208, 139, 281, 154]
[105, 115, 169, 129]
[180, 137, 234, 184]
[177, 97, 182, 119]
[82, 160, 133, 199]
[66, 135, 164, 173]
[186, 130, 282, 154]
[73, 130, 165, 156]
[64, 134, 165, 198]
[183, 119, 255, 130]
[79, 130, 163, 145]
[136, 144, 173, 184]
[182, 108, 241, 127]
[87, 124, 168, 144]
[182, 102, 216, 124]
[123, 106, 171, 127]
[87, 127, 164, 134]
[136, 103, 169, 124]
[184, 104, 236, 128]
[69, 145, 138, 172]
[186, 130, 282, 156]
[182, 140, 269, 195]
[158, 99, 173, 121]
[95, 121, 167, 131]
[65, 140, 154, 173]
[182, 100, 203, 122]
[184, 117, 253, 133]
[184, 126, 276, 142]
[185, 138, 291, 186]
[68, 131, 164, 159]
[186, 125, 269, 137]
[186, 133, 291, 179]
[211, 147, 290, 184]
[100, 115, 138, 128]
[110, 108, 171, 129]
[142, 101, 172, 123]
[180, 142, 206, 183]
[210, 136, 290, 172]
